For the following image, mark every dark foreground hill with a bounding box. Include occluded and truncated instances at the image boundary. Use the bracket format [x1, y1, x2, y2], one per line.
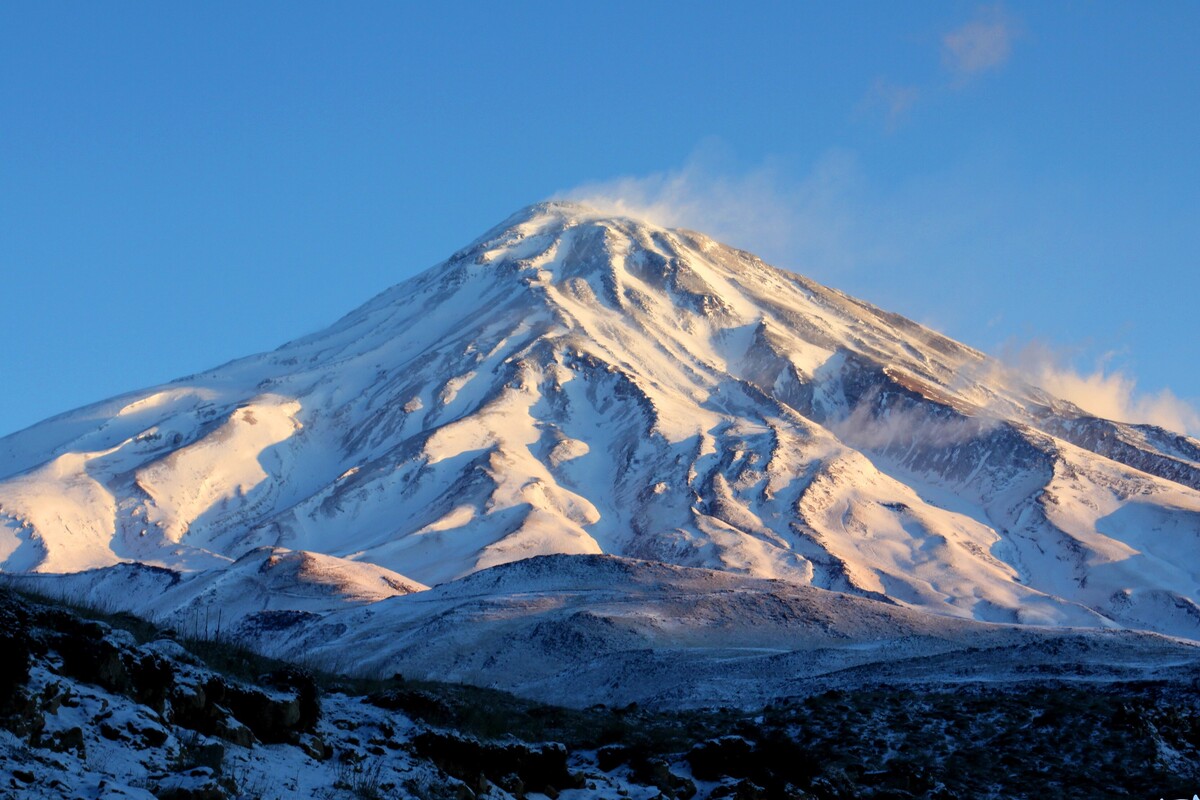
[2, 586, 1197, 800]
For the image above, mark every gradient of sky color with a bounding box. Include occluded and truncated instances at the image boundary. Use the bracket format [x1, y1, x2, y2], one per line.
[2, 2, 1198, 436]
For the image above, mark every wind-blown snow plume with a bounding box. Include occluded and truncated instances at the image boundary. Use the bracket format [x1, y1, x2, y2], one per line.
[830, 391, 995, 450]
[558, 149, 871, 271]
[1010, 341, 1200, 434]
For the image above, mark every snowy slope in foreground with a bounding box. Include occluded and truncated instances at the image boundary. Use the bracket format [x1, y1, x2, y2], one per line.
[1, 201, 1199, 649]
[10, 554, 1199, 709]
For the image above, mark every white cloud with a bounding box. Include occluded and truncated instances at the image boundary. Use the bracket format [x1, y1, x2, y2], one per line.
[942, 6, 1017, 81]
[1007, 342, 1200, 435]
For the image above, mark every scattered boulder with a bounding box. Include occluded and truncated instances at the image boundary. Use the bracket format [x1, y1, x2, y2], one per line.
[412, 731, 584, 798]
[686, 736, 753, 782]
[167, 670, 316, 746]
[299, 732, 333, 761]
[169, 678, 232, 739]
[129, 650, 177, 713]
[685, 732, 819, 793]
[41, 611, 133, 693]
[214, 714, 256, 749]
[629, 756, 696, 799]
[153, 767, 229, 800]
[222, 678, 313, 744]
[41, 725, 86, 757]
[367, 687, 453, 723]
[261, 667, 320, 732]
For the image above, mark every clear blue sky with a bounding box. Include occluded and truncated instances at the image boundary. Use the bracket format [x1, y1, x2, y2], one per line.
[2, 2, 1198, 436]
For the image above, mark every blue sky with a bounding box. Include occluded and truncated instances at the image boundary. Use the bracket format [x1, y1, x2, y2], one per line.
[1, 2, 1198, 435]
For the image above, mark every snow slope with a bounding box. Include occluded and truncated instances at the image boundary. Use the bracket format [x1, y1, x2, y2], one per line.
[2, 201, 1199, 651]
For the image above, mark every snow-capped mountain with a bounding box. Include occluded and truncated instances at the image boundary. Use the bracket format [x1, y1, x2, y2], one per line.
[3, 200, 1199, 656]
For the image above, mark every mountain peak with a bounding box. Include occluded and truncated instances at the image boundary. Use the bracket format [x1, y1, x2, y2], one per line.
[478, 199, 689, 250]
[450, 199, 694, 284]
[515, 198, 651, 223]
[482, 199, 620, 234]
[3, 203, 1200, 649]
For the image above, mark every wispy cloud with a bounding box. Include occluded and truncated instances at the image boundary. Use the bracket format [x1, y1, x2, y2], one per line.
[942, 5, 1018, 83]
[559, 146, 887, 272]
[862, 79, 922, 133]
[863, 5, 1019, 130]
[1006, 341, 1200, 435]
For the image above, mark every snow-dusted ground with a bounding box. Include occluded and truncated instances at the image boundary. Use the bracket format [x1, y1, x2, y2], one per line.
[0, 591, 676, 800]
[2, 200, 1200, 693]
[3, 588, 1197, 800]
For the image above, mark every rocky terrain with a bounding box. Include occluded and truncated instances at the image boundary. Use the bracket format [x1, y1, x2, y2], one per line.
[2, 587, 1197, 800]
